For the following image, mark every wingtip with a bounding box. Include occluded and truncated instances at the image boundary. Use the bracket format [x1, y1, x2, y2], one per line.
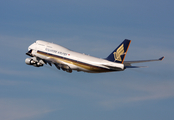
[159, 56, 165, 61]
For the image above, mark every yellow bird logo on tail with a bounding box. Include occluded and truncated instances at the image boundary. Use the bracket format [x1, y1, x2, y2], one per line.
[113, 44, 125, 62]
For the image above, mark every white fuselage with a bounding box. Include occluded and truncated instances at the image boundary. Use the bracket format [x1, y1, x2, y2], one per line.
[28, 40, 124, 73]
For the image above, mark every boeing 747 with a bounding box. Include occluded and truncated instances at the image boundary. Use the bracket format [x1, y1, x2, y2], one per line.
[25, 39, 164, 73]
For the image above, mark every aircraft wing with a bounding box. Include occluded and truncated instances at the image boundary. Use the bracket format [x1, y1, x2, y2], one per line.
[45, 57, 72, 72]
[124, 56, 164, 67]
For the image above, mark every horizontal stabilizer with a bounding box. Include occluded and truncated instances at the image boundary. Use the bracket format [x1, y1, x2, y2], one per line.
[125, 66, 148, 68]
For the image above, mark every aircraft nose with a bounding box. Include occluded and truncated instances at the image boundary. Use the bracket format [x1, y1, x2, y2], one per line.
[28, 42, 36, 51]
[28, 46, 32, 51]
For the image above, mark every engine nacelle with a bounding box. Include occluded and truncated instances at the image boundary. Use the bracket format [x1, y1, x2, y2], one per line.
[61, 65, 72, 73]
[33, 62, 43, 67]
[25, 58, 43, 67]
[25, 58, 35, 65]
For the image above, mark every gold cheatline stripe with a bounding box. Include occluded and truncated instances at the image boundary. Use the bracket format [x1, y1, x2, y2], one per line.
[37, 51, 113, 72]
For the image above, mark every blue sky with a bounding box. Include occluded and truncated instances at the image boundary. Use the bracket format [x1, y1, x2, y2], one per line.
[0, 0, 174, 120]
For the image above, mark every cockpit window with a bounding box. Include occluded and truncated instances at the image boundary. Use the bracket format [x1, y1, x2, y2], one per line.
[38, 44, 45, 46]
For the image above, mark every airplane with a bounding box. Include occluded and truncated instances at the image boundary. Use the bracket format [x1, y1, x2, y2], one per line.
[25, 39, 164, 73]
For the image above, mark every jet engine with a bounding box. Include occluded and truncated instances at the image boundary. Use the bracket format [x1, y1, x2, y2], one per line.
[25, 58, 35, 65]
[61, 65, 72, 73]
[54, 63, 72, 73]
[25, 58, 43, 67]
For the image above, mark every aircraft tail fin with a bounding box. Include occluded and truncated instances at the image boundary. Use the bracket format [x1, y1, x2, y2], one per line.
[106, 39, 131, 64]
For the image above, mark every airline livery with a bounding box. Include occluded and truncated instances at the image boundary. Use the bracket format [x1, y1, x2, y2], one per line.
[25, 39, 164, 73]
